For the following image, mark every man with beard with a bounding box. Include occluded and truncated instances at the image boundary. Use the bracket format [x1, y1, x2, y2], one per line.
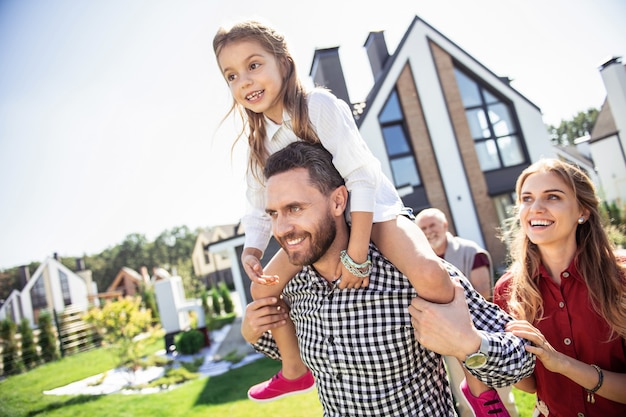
[241, 141, 534, 416]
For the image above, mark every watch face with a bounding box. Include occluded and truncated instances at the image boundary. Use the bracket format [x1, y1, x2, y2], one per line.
[465, 353, 487, 369]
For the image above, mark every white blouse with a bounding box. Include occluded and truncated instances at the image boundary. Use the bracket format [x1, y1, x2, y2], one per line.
[243, 88, 402, 252]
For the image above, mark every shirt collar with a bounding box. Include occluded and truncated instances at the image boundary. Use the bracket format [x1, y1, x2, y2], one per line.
[264, 110, 291, 141]
[538, 256, 583, 283]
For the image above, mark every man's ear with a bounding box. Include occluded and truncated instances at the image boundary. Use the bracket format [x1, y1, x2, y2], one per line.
[330, 186, 348, 215]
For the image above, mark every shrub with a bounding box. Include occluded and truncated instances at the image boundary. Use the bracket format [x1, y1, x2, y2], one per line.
[175, 329, 205, 355]
[218, 282, 234, 314]
[1, 319, 23, 376]
[211, 286, 222, 316]
[19, 318, 39, 369]
[37, 311, 60, 363]
[83, 296, 163, 370]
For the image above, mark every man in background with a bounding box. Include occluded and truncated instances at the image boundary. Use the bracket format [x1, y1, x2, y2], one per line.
[416, 208, 519, 417]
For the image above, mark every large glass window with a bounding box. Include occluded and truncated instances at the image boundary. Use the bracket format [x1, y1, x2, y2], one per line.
[59, 270, 71, 306]
[378, 90, 421, 188]
[454, 67, 525, 171]
[30, 276, 47, 310]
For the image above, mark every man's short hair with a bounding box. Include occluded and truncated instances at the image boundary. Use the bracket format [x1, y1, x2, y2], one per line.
[416, 207, 447, 223]
[264, 142, 345, 195]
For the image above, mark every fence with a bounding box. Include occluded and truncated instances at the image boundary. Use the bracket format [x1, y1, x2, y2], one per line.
[0, 306, 101, 377]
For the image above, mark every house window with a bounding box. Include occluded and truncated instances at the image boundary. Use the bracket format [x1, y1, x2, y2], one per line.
[454, 68, 525, 171]
[59, 270, 71, 306]
[30, 276, 47, 310]
[378, 90, 421, 188]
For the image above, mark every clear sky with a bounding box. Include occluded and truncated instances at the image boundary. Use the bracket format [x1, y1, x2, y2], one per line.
[1, 0, 624, 269]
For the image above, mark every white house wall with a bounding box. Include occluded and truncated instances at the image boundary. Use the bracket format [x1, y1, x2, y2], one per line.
[592, 134, 626, 204]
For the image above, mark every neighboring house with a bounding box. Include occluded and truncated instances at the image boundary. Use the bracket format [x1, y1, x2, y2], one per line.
[191, 224, 242, 288]
[101, 266, 151, 299]
[586, 57, 626, 206]
[0, 256, 97, 327]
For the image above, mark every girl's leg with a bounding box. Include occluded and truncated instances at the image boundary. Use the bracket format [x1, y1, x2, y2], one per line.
[250, 248, 309, 379]
[371, 215, 454, 303]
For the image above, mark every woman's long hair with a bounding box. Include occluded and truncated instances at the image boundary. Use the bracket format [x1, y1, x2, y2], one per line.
[504, 159, 626, 339]
[213, 20, 319, 182]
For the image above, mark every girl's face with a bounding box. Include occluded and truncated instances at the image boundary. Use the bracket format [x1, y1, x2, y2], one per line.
[217, 39, 285, 124]
[518, 171, 587, 251]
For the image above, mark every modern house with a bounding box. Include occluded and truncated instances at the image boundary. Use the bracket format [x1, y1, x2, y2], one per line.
[0, 256, 97, 327]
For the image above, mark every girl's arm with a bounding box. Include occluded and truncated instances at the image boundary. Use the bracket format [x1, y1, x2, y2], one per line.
[336, 211, 374, 289]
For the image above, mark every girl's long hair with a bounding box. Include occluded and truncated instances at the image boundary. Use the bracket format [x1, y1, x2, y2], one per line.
[213, 20, 320, 181]
[504, 159, 626, 339]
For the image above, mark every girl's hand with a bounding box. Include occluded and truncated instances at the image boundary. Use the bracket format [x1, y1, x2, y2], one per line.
[243, 253, 279, 285]
[506, 320, 567, 374]
[335, 262, 369, 289]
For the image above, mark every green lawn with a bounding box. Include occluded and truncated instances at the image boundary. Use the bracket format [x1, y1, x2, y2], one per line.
[0, 345, 535, 416]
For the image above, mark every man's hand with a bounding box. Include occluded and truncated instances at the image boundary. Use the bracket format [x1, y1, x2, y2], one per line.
[408, 279, 481, 361]
[241, 297, 289, 344]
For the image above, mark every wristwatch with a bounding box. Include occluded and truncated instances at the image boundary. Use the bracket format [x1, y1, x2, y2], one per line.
[464, 333, 489, 370]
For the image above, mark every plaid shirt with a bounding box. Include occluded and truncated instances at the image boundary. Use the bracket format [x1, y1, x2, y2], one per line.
[255, 244, 535, 416]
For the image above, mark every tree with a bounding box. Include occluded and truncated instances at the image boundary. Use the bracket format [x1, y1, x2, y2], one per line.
[19, 318, 39, 369]
[548, 108, 599, 146]
[37, 311, 60, 363]
[83, 296, 163, 371]
[1, 319, 23, 376]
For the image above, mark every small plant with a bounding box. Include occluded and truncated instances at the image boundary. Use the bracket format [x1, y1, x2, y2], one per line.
[221, 349, 245, 364]
[175, 329, 205, 355]
[180, 356, 205, 372]
[144, 367, 199, 389]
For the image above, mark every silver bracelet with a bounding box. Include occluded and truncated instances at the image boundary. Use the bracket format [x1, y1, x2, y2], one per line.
[339, 250, 372, 278]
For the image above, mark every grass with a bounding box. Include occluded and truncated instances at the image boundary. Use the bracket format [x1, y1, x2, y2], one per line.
[0, 342, 536, 417]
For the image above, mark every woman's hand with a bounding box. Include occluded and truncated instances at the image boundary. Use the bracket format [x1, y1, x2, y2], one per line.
[506, 320, 567, 373]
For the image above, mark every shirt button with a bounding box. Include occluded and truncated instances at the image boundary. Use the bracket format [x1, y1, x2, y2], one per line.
[559, 302, 565, 308]
[328, 336, 334, 345]
[564, 338, 572, 345]
[562, 271, 570, 278]
[327, 294, 333, 301]
[577, 413, 584, 417]
[336, 373, 342, 381]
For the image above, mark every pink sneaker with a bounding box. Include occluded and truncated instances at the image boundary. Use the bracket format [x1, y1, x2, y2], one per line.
[247, 369, 315, 402]
[460, 379, 511, 417]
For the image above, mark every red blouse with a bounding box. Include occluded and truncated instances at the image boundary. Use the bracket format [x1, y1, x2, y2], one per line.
[494, 260, 626, 417]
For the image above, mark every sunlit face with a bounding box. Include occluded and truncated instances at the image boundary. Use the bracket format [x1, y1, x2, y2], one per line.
[416, 214, 447, 255]
[217, 39, 285, 123]
[265, 168, 337, 266]
[518, 171, 587, 250]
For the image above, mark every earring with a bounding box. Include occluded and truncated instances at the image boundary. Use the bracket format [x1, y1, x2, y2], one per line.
[578, 217, 585, 224]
